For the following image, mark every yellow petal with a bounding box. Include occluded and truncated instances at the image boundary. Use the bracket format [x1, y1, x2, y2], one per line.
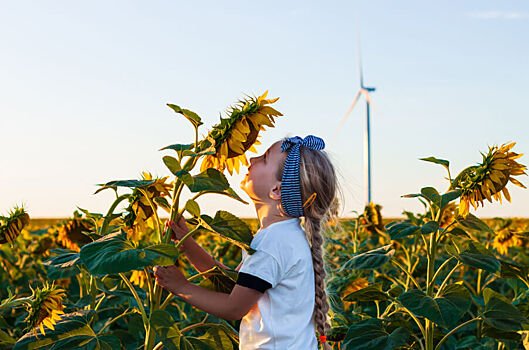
[502, 187, 511, 202]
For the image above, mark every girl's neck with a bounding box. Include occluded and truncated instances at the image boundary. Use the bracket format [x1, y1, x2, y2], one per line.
[254, 202, 294, 231]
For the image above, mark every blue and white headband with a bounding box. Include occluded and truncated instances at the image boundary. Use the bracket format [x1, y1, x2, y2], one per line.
[280, 135, 325, 217]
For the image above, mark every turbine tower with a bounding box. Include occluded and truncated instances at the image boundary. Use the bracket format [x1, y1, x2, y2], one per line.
[335, 39, 376, 205]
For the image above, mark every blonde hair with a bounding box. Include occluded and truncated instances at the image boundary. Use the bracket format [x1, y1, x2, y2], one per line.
[276, 143, 340, 350]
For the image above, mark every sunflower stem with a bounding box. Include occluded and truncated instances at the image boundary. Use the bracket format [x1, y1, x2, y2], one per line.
[119, 273, 148, 331]
[100, 194, 130, 235]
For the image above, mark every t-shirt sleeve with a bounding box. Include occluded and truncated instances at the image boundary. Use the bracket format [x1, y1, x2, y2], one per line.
[236, 249, 282, 293]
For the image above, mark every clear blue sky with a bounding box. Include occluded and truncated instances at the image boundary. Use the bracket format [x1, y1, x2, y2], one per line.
[1, 0, 528, 219]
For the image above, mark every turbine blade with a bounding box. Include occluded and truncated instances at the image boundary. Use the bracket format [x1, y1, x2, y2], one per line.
[361, 90, 379, 113]
[333, 90, 363, 138]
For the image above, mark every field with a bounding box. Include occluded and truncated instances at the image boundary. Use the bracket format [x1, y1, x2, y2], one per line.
[1, 95, 528, 350]
[1, 212, 529, 350]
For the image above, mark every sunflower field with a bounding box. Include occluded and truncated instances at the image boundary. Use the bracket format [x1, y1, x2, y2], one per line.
[1, 92, 529, 350]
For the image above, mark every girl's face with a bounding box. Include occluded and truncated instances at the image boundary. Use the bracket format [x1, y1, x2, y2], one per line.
[240, 141, 285, 203]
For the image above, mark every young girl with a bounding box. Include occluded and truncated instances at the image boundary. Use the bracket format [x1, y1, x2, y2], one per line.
[154, 135, 339, 350]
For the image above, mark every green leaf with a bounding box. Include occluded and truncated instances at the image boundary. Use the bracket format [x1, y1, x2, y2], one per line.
[159, 143, 194, 152]
[80, 231, 179, 276]
[481, 324, 522, 342]
[188, 168, 230, 193]
[149, 310, 184, 350]
[499, 260, 529, 280]
[421, 187, 442, 207]
[163, 156, 182, 175]
[167, 104, 203, 128]
[184, 199, 201, 217]
[154, 197, 172, 213]
[456, 213, 494, 235]
[343, 282, 390, 302]
[386, 220, 421, 240]
[42, 249, 81, 280]
[13, 310, 116, 350]
[341, 244, 395, 270]
[94, 179, 156, 195]
[440, 189, 462, 208]
[197, 188, 249, 205]
[447, 239, 500, 273]
[198, 266, 238, 294]
[419, 156, 450, 170]
[343, 318, 409, 350]
[481, 288, 529, 331]
[197, 211, 254, 253]
[421, 221, 439, 235]
[398, 285, 471, 328]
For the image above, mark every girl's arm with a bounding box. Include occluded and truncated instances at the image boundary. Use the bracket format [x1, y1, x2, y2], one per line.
[168, 219, 230, 272]
[154, 265, 260, 320]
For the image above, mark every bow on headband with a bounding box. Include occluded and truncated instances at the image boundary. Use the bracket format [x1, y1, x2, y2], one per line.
[280, 135, 325, 217]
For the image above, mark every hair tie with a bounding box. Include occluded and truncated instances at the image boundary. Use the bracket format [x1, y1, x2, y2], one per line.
[280, 135, 325, 217]
[319, 335, 327, 343]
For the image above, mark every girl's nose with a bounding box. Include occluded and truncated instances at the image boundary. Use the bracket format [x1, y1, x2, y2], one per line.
[249, 156, 256, 165]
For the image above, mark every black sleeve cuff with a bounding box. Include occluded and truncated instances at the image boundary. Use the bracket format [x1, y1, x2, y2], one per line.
[236, 272, 272, 293]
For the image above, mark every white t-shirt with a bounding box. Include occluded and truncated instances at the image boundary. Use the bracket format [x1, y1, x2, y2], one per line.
[237, 218, 318, 350]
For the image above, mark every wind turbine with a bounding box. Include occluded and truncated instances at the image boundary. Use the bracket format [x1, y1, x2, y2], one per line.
[335, 39, 376, 205]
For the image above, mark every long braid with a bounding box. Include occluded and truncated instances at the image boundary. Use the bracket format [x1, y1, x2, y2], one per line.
[305, 217, 332, 350]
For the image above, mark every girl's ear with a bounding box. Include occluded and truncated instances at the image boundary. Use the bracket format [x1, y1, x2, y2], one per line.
[269, 181, 281, 201]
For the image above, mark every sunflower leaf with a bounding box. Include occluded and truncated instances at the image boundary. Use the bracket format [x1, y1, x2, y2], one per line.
[163, 156, 182, 175]
[94, 180, 156, 195]
[167, 104, 203, 128]
[419, 157, 450, 170]
[80, 231, 179, 276]
[341, 244, 395, 270]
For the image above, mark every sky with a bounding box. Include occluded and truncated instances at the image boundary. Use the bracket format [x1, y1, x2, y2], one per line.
[1, 0, 528, 219]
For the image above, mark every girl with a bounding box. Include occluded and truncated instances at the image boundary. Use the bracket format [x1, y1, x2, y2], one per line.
[154, 135, 339, 350]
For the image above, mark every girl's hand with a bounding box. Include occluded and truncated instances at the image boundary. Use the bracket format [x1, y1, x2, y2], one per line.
[165, 218, 190, 248]
[153, 265, 189, 295]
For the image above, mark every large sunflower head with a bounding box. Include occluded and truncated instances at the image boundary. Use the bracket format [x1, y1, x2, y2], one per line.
[452, 142, 527, 217]
[0, 206, 30, 245]
[25, 283, 66, 337]
[492, 227, 522, 255]
[123, 172, 172, 239]
[200, 91, 282, 175]
[57, 213, 93, 252]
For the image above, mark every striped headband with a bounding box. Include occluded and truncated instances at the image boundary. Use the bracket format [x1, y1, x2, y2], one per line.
[280, 135, 325, 217]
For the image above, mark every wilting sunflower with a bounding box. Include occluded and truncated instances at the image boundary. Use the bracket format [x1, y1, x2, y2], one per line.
[25, 283, 66, 336]
[439, 202, 458, 229]
[0, 206, 30, 245]
[124, 172, 172, 239]
[130, 270, 147, 288]
[359, 202, 384, 235]
[452, 142, 527, 217]
[341, 277, 369, 308]
[57, 215, 93, 252]
[492, 227, 522, 255]
[200, 91, 282, 175]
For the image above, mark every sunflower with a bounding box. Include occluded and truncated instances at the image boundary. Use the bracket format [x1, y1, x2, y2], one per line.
[452, 142, 527, 217]
[492, 227, 522, 255]
[341, 277, 369, 308]
[130, 270, 147, 288]
[200, 91, 282, 175]
[57, 215, 93, 252]
[359, 202, 384, 234]
[123, 172, 172, 239]
[439, 202, 458, 229]
[0, 206, 30, 245]
[25, 283, 66, 336]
